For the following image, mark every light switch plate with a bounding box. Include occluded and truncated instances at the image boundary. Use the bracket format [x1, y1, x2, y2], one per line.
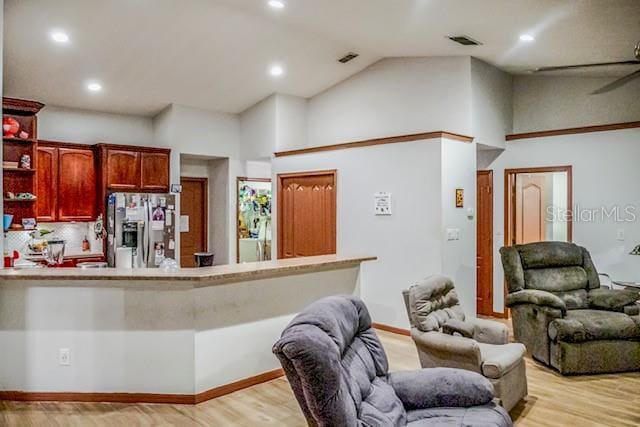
[617, 229, 625, 241]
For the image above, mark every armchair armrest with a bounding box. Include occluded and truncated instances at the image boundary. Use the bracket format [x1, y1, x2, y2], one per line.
[588, 287, 640, 312]
[411, 329, 483, 373]
[467, 317, 509, 345]
[506, 289, 567, 313]
[387, 368, 494, 410]
[442, 319, 474, 338]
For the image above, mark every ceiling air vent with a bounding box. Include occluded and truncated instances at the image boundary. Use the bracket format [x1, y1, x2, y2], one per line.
[338, 52, 359, 64]
[447, 35, 482, 46]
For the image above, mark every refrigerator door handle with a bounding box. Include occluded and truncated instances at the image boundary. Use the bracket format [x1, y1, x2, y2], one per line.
[144, 200, 150, 266]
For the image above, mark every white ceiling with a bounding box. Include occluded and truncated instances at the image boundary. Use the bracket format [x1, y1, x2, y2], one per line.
[4, 0, 640, 116]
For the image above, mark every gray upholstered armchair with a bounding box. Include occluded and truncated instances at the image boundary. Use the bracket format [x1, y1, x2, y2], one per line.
[273, 295, 512, 426]
[402, 275, 527, 412]
[501, 241, 640, 375]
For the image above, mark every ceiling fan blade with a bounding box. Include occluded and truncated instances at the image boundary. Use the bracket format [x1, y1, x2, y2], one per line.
[591, 69, 640, 95]
[535, 60, 640, 73]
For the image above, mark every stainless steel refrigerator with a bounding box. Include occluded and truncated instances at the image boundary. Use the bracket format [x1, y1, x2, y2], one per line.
[106, 192, 176, 268]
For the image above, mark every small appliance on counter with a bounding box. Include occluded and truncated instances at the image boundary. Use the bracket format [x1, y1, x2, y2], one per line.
[106, 192, 176, 268]
[44, 239, 66, 266]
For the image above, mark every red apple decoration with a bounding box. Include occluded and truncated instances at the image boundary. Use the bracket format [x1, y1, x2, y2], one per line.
[3, 117, 20, 138]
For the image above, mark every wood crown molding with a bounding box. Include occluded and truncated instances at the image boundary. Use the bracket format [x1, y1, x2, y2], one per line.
[3, 97, 45, 114]
[0, 369, 284, 405]
[274, 131, 474, 158]
[506, 121, 640, 141]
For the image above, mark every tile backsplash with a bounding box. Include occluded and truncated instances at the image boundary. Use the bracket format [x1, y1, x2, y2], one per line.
[5, 222, 103, 255]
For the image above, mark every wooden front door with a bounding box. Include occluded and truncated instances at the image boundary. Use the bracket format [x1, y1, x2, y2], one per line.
[476, 170, 493, 316]
[277, 170, 336, 259]
[180, 177, 208, 267]
[515, 174, 546, 244]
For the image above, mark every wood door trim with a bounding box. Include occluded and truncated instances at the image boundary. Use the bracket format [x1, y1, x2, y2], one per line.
[180, 177, 208, 255]
[476, 170, 494, 317]
[273, 131, 473, 157]
[236, 177, 273, 263]
[277, 170, 337, 259]
[504, 165, 573, 245]
[506, 121, 640, 141]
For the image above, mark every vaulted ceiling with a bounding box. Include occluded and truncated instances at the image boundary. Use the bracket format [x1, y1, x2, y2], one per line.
[5, 0, 639, 116]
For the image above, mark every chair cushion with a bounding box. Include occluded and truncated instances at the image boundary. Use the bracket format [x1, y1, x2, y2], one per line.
[548, 309, 640, 343]
[517, 241, 583, 269]
[409, 275, 465, 332]
[407, 404, 512, 427]
[478, 343, 526, 379]
[524, 266, 588, 293]
[588, 288, 640, 312]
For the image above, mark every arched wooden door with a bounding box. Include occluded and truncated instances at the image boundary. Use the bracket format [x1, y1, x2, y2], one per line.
[277, 170, 336, 259]
[515, 175, 546, 244]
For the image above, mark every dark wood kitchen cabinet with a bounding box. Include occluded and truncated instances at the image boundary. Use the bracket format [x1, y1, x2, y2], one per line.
[57, 147, 97, 221]
[35, 145, 58, 222]
[104, 148, 141, 190]
[36, 142, 97, 222]
[97, 144, 170, 193]
[140, 151, 170, 191]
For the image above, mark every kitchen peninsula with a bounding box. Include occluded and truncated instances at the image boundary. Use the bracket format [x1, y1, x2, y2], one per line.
[0, 254, 375, 403]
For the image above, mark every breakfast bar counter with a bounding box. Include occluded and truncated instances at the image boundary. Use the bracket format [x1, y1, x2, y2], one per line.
[0, 254, 375, 403]
[0, 254, 375, 285]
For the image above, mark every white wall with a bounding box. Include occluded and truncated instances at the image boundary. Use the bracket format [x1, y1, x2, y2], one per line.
[307, 57, 473, 147]
[39, 106, 154, 145]
[441, 139, 477, 315]
[513, 75, 640, 133]
[240, 95, 277, 160]
[485, 128, 640, 312]
[471, 58, 513, 149]
[273, 138, 477, 327]
[275, 94, 307, 151]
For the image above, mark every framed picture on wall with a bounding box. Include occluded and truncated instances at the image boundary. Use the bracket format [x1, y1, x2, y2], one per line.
[455, 189, 464, 208]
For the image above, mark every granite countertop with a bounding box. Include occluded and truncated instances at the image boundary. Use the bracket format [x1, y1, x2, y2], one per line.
[0, 254, 376, 287]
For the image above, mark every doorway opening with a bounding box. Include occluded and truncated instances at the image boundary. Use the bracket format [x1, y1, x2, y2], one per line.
[277, 170, 337, 259]
[505, 166, 572, 247]
[237, 177, 272, 263]
[476, 170, 493, 316]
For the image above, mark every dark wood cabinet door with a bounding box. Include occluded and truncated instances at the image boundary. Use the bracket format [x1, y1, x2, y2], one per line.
[140, 151, 170, 191]
[106, 148, 140, 190]
[36, 146, 58, 222]
[277, 171, 336, 259]
[58, 147, 97, 221]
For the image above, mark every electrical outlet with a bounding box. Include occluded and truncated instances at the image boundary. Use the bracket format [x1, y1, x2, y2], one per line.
[59, 348, 70, 366]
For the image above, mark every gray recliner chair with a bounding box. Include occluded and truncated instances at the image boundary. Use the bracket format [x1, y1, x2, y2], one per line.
[402, 276, 527, 412]
[273, 295, 512, 426]
[501, 241, 640, 375]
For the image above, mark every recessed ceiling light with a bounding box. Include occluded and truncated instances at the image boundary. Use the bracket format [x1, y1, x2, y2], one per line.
[50, 30, 70, 44]
[519, 34, 535, 42]
[86, 81, 103, 93]
[269, 65, 284, 77]
[268, 0, 285, 9]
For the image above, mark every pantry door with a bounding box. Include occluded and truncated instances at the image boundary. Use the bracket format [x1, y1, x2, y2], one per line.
[180, 177, 208, 267]
[277, 170, 336, 259]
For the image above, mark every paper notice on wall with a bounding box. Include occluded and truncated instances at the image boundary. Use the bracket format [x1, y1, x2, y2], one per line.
[374, 192, 392, 215]
[180, 215, 189, 232]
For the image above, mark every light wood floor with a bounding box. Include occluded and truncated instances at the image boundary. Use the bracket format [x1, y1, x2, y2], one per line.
[2, 327, 640, 426]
